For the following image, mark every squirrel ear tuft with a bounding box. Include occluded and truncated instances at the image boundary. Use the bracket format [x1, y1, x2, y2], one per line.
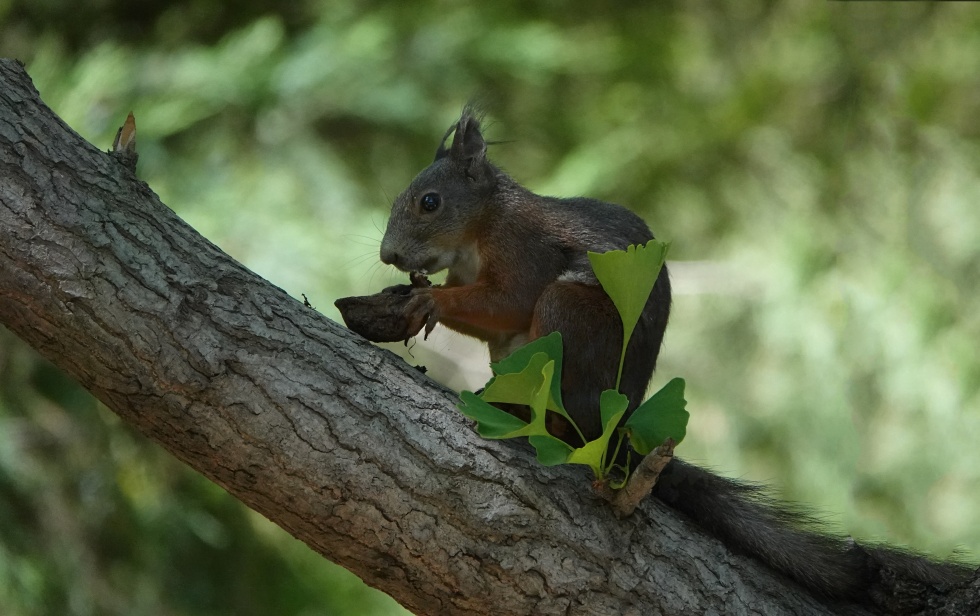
[433, 124, 455, 162]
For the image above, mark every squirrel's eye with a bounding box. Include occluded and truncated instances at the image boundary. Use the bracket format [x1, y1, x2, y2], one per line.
[420, 192, 441, 212]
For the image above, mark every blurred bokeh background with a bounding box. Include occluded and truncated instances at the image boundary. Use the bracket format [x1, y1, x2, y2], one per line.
[2, 2, 979, 614]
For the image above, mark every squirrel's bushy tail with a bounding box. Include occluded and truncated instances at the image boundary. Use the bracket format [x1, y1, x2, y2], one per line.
[651, 459, 974, 611]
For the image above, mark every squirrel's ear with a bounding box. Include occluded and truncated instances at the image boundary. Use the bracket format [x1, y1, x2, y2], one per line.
[447, 111, 492, 182]
[449, 112, 487, 163]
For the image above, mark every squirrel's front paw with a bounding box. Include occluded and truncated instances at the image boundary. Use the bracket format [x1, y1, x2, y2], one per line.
[405, 288, 440, 339]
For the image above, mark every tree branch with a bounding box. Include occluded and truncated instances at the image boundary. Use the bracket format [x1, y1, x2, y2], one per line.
[0, 58, 849, 615]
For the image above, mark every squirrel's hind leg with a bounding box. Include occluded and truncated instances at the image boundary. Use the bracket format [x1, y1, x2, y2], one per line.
[530, 277, 668, 445]
[531, 282, 628, 442]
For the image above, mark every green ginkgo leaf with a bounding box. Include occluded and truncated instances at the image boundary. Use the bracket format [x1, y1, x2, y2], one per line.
[588, 240, 669, 389]
[623, 377, 689, 454]
[490, 331, 565, 412]
[528, 434, 575, 466]
[458, 391, 530, 439]
[481, 352, 552, 408]
[566, 389, 629, 476]
[462, 353, 556, 439]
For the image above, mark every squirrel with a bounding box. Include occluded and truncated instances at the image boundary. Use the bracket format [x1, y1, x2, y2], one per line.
[378, 107, 975, 612]
[380, 109, 669, 441]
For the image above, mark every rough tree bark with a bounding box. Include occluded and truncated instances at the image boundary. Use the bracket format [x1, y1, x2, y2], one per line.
[0, 58, 861, 615]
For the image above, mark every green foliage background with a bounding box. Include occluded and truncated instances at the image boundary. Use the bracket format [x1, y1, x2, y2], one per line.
[2, 2, 979, 614]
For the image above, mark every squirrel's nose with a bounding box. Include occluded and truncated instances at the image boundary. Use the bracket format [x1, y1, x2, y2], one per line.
[379, 244, 399, 267]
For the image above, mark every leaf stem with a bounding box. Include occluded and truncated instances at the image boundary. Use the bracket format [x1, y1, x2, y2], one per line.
[615, 334, 628, 392]
[565, 414, 588, 448]
[604, 431, 627, 478]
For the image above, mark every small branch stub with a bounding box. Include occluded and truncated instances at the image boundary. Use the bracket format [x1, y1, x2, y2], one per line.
[110, 111, 138, 171]
[610, 438, 676, 518]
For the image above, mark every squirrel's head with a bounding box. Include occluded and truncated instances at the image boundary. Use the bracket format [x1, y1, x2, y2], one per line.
[380, 109, 496, 275]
